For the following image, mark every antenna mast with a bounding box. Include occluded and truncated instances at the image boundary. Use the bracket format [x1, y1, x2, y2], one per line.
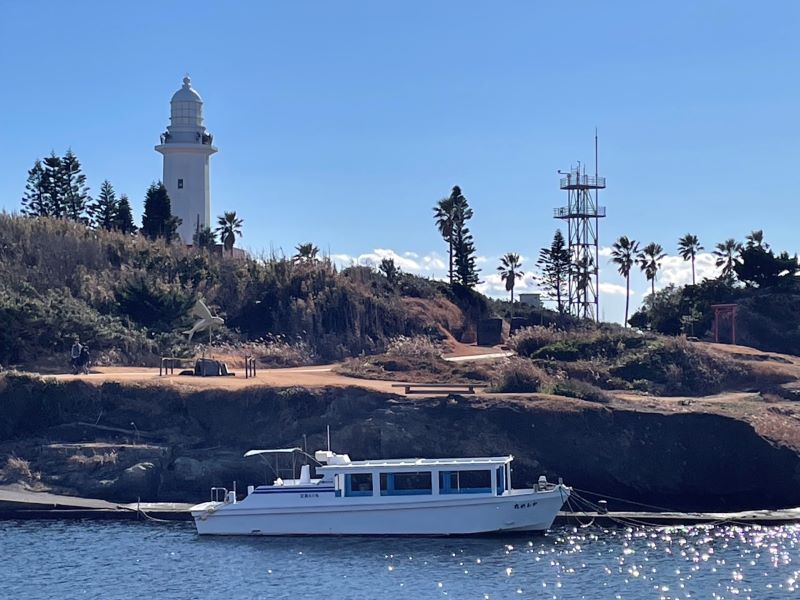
[553, 135, 607, 321]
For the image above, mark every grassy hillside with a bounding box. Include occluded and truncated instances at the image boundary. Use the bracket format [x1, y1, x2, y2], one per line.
[0, 214, 489, 367]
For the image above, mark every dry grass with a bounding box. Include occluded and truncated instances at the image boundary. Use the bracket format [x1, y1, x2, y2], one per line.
[386, 335, 444, 360]
[0, 455, 40, 483]
[67, 450, 118, 467]
[337, 337, 492, 385]
[399, 297, 464, 337]
[489, 358, 550, 393]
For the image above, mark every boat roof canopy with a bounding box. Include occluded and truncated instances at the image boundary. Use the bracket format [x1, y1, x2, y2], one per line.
[318, 456, 513, 472]
[244, 448, 302, 458]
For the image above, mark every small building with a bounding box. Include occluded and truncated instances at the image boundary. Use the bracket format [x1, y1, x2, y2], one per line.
[518, 293, 543, 308]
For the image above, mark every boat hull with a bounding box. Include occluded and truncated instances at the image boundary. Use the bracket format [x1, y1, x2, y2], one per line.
[191, 487, 569, 536]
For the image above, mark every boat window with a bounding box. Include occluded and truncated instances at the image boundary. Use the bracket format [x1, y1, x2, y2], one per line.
[344, 473, 373, 497]
[496, 466, 505, 495]
[439, 470, 492, 494]
[380, 471, 432, 496]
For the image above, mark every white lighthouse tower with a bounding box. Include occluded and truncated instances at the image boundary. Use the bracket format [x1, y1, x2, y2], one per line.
[155, 76, 217, 244]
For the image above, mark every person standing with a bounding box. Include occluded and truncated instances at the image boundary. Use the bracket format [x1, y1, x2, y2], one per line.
[70, 338, 82, 372]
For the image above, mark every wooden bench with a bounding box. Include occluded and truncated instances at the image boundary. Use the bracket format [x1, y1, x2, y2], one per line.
[391, 383, 485, 395]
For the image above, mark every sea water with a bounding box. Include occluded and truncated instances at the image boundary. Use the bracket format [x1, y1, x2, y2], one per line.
[2, 520, 799, 599]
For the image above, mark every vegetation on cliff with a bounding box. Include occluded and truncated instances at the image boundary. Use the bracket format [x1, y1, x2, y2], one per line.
[0, 214, 488, 367]
[508, 325, 794, 396]
[615, 229, 800, 354]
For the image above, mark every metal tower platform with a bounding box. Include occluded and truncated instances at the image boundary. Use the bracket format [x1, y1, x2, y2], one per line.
[553, 163, 606, 320]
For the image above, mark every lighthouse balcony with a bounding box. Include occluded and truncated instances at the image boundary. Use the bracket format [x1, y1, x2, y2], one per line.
[159, 130, 214, 145]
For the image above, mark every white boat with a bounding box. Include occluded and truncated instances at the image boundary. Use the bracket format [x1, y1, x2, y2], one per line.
[190, 448, 570, 536]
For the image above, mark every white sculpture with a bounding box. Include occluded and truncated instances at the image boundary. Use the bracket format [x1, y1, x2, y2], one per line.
[184, 299, 224, 341]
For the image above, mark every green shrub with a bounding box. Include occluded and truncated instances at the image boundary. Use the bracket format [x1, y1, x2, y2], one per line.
[610, 337, 740, 395]
[513, 325, 651, 362]
[533, 340, 582, 361]
[509, 326, 565, 357]
[552, 379, 612, 404]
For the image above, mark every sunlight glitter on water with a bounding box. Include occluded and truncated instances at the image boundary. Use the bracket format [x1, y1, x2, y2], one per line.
[2, 521, 800, 599]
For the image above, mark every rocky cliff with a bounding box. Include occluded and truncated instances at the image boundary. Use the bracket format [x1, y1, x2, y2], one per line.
[2, 373, 800, 512]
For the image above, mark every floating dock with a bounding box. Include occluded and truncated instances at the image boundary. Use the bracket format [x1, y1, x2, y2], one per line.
[0, 487, 192, 521]
[3, 487, 800, 526]
[554, 508, 800, 527]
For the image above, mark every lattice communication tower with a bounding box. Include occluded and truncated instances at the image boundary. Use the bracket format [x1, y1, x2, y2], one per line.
[553, 147, 606, 320]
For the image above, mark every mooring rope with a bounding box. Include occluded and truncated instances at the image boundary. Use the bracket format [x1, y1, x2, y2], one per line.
[567, 488, 754, 528]
[116, 499, 180, 524]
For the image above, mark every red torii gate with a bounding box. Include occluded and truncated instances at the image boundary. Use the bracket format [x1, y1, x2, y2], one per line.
[711, 303, 738, 345]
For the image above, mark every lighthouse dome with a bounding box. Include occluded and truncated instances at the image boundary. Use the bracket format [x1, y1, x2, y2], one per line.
[170, 76, 204, 129]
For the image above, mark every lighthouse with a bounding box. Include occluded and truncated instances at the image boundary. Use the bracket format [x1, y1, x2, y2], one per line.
[155, 76, 217, 244]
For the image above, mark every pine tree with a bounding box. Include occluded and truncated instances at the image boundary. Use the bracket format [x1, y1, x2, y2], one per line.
[21, 160, 48, 216]
[536, 230, 571, 314]
[114, 194, 137, 234]
[61, 149, 91, 223]
[89, 179, 118, 230]
[451, 189, 480, 287]
[41, 151, 65, 218]
[141, 182, 179, 242]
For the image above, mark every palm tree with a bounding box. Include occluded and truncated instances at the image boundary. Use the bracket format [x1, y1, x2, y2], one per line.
[215, 211, 243, 256]
[293, 242, 319, 263]
[677, 233, 703, 285]
[745, 229, 768, 250]
[637, 242, 666, 298]
[611, 236, 639, 326]
[714, 238, 742, 281]
[433, 195, 456, 284]
[497, 253, 524, 315]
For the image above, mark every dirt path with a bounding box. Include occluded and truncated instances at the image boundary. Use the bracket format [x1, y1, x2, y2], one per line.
[46, 344, 512, 392]
[49, 365, 405, 393]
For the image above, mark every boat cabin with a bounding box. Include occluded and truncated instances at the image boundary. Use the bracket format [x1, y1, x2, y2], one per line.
[316, 454, 513, 498]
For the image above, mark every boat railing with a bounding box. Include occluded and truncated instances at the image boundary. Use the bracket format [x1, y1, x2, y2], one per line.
[210, 487, 228, 503]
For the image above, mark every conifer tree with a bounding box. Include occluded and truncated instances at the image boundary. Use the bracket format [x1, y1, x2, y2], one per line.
[61, 149, 90, 223]
[536, 230, 571, 314]
[21, 160, 48, 216]
[89, 179, 118, 230]
[141, 182, 179, 241]
[41, 152, 65, 218]
[451, 189, 479, 287]
[193, 226, 216, 250]
[114, 194, 137, 234]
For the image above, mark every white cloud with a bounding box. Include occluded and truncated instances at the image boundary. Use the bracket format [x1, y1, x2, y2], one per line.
[598, 246, 613, 257]
[659, 252, 720, 287]
[599, 282, 632, 296]
[331, 249, 447, 275]
[476, 271, 541, 297]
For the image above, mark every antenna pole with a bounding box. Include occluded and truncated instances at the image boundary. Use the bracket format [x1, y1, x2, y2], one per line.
[327, 425, 331, 452]
[595, 128, 600, 321]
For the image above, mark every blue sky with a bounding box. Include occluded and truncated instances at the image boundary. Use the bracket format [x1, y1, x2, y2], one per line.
[1, 1, 798, 322]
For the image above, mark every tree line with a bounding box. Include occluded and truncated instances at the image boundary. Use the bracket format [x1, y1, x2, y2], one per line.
[610, 229, 799, 326]
[20, 150, 245, 253]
